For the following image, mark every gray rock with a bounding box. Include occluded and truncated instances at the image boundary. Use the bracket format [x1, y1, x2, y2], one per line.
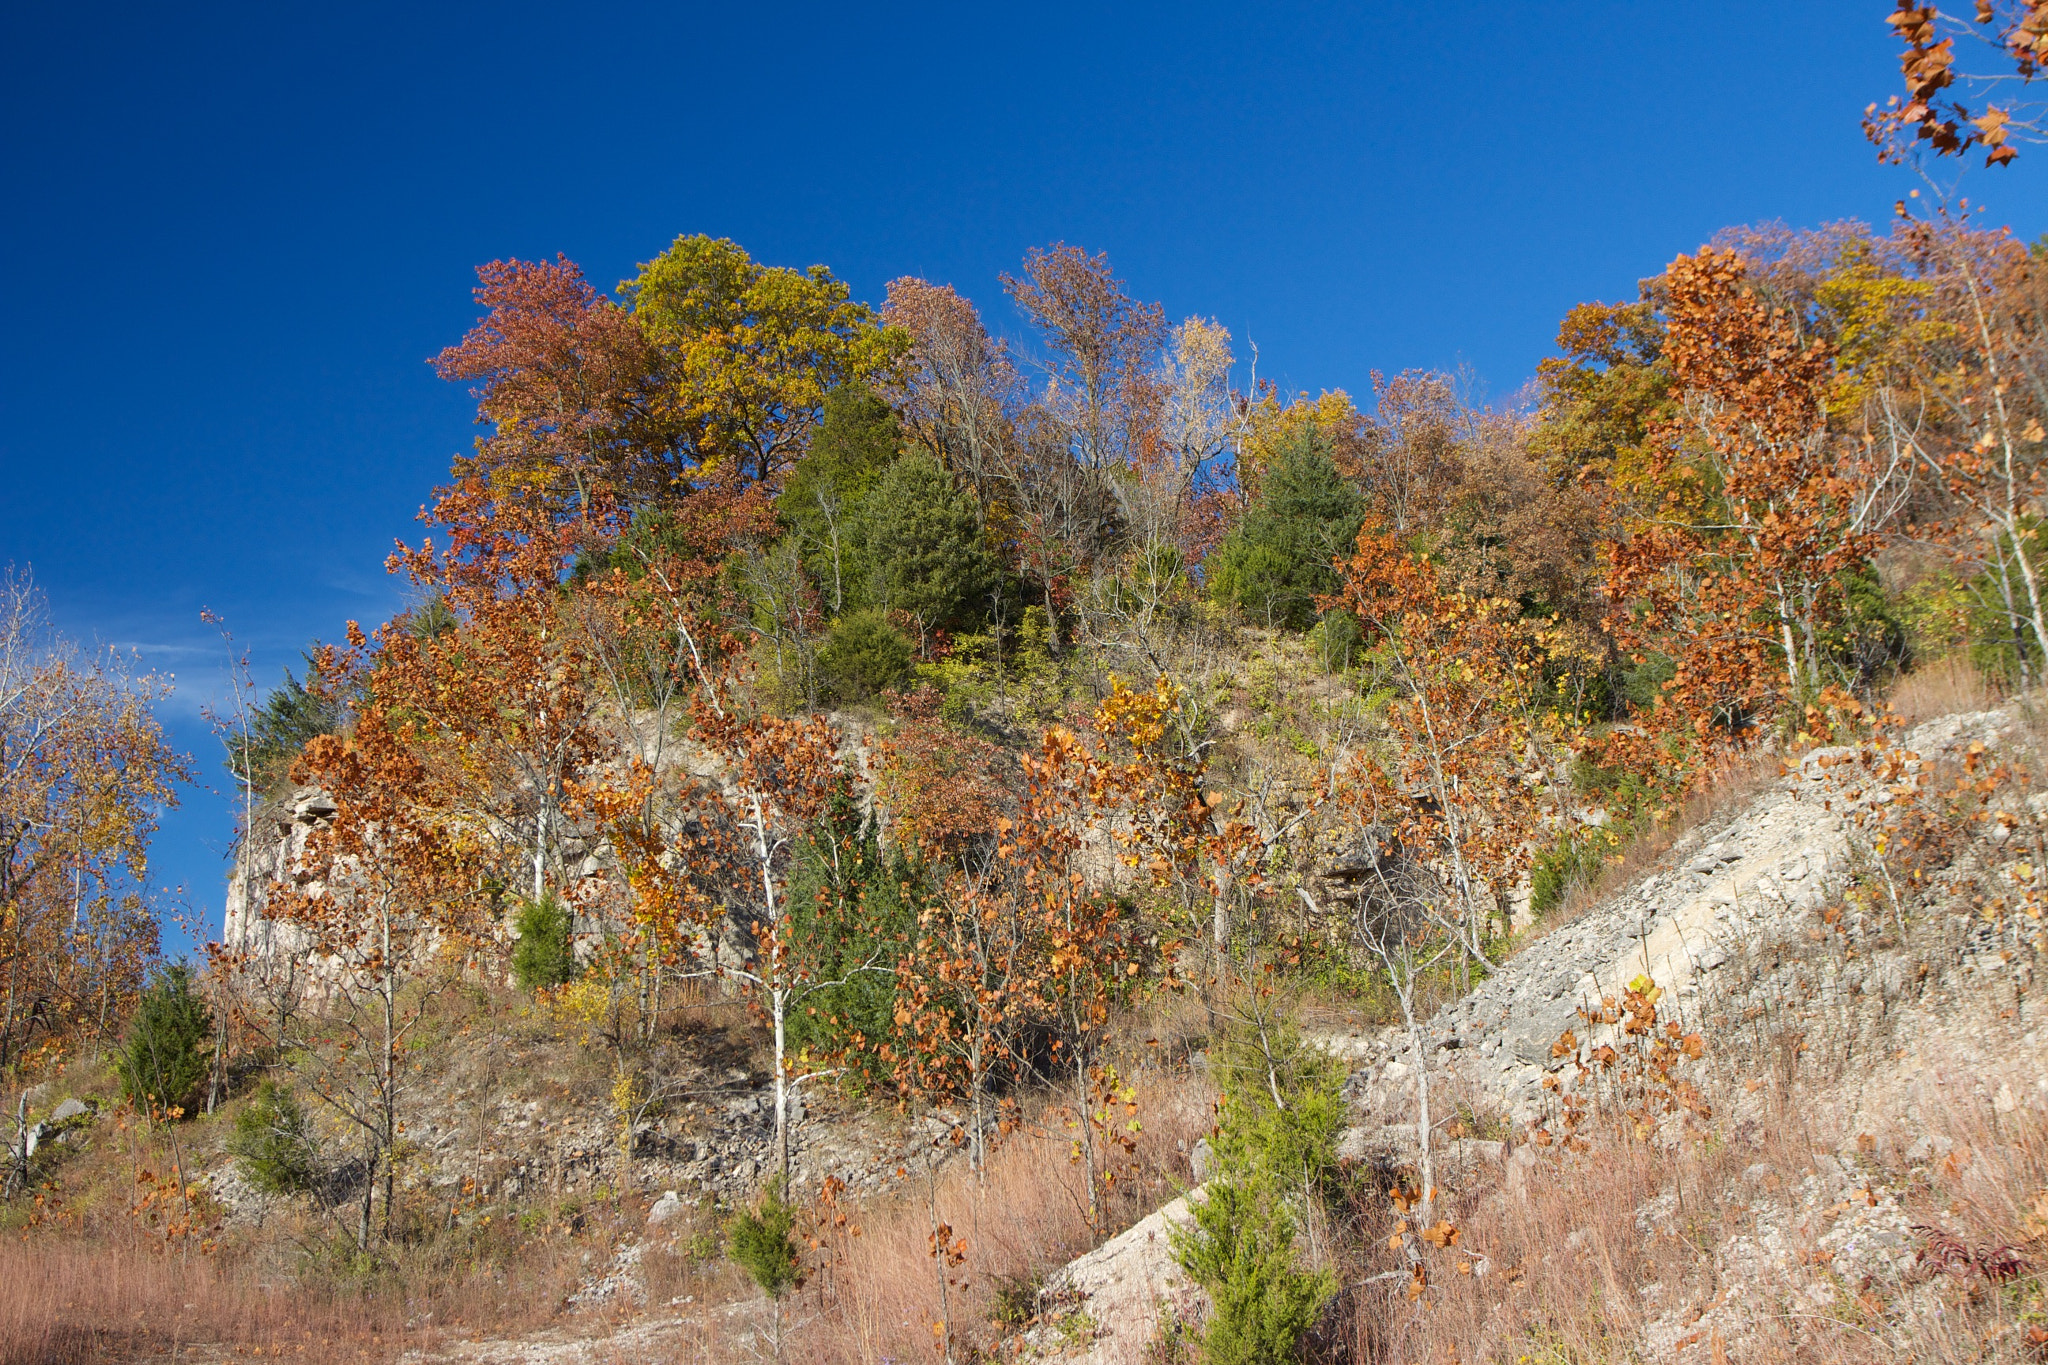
[50, 1099, 89, 1125]
[1190, 1138, 1214, 1182]
[647, 1190, 685, 1226]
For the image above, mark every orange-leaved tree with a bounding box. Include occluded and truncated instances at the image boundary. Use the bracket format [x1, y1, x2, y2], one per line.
[1324, 526, 1570, 1234]
[1014, 712, 1179, 1230]
[272, 626, 489, 1250]
[1606, 247, 1891, 754]
[387, 478, 616, 907]
[1866, 2, 2048, 166]
[691, 694, 857, 1186]
[875, 688, 1032, 1170]
[433, 254, 676, 519]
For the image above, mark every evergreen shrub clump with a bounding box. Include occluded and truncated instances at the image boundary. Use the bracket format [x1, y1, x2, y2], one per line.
[118, 964, 214, 1116]
[512, 893, 580, 993]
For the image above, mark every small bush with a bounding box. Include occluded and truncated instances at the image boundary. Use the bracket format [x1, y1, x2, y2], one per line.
[1528, 829, 1612, 919]
[818, 610, 913, 702]
[1171, 1013, 1343, 1365]
[118, 965, 213, 1116]
[727, 1176, 802, 1299]
[228, 1080, 320, 1195]
[511, 893, 579, 993]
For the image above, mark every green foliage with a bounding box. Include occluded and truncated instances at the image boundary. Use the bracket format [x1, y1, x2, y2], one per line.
[1831, 564, 1911, 691]
[1959, 519, 2047, 686]
[1207, 429, 1365, 631]
[785, 385, 900, 518]
[783, 796, 923, 1092]
[726, 1176, 803, 1299]
[1619, 651, 1676, 713]
[119, 965, 213, 1115]
[781, 385, 902, 613]
[1306, 611, 1363, 674]
[623, 234, 908, 484]
[232, 662, 343, 793]
[818, 610, 913, 702]
[1529, 828, 1613, 920]
[862, 451, 1001, 635]
[1171, 1014, 1343, 1364]
[511, 894, 580, 993]
[229, 1080, 320, 1195]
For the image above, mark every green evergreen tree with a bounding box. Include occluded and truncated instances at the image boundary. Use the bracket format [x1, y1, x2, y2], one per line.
[781, 385, 902, 613]
[228, 1079, 321, 1194]
[511, 893, 580, 992]
[817, 610, 914, 702]
[119, 965, 214, 1116]
[783, 793, 924, 1092]
[1207, 429, 1366, 630]
[1170, 1013, 1343, 1364]
[862, 451, 1001, 640]
[232, 660, 343, 793]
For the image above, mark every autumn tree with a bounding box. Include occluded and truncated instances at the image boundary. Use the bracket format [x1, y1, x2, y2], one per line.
[1867, 1, 2048, 166]
[1606, 248, 1901, 747]
[433, 255, 674, 518]
[1864, 220, 2048, 682]
[388, 480, 616, 906]
[1329, 528, 1566, 974]
[624, 235, 908, 485]
[687, 694, 866, 1185]
[1012, 713, 1178, 1228]
[869, 691, 1034, 1168]
[0, 568, 185, 1076]
[271, 626, 487, 1249]
[881, 277, 1021, 527]
[574, 478, 778, 1031]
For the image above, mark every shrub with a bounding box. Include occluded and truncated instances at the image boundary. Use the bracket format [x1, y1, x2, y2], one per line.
[228, 1080, 320, 1195]
[511, 893, 579, 993]
[818, 610, 913, 702]
[1528, 829, 1610, 920]
[118, 965, 213, 1116]
[727, 1176, 803, 1299]
[1171, 1012, 1343, 1365]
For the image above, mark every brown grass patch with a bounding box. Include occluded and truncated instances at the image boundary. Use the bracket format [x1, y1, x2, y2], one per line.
[780, 1063, 1215, 1364]
[1889, 653, 1999, 728]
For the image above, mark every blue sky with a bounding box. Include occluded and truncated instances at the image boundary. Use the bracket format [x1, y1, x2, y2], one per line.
[5, 1, 2044, 947]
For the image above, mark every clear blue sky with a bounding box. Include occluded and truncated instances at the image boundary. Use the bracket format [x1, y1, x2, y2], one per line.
[4, 1, 2042, 948]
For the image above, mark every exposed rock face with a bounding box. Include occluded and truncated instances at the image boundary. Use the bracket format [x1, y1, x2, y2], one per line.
[1027, 707, 2046, 1363]
[1030, 1193, 1204, 1363]
[1321, 709, 2021, 1127]
[220, 785, 334, 967]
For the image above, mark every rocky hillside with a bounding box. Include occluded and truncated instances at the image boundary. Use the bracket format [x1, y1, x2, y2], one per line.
[1021, 705, 2048, 1364]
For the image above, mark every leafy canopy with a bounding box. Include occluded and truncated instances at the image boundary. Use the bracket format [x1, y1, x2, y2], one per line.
[624, 236, 908, 484]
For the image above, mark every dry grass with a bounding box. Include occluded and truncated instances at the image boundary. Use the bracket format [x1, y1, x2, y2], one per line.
[0, 1209, 631, 1364]
[1331, 1060, 2047, 1363]
[1889, 653, 1999, 728]
[0, 1235, 405, 1364]
[774, 1062, 1215, 1364]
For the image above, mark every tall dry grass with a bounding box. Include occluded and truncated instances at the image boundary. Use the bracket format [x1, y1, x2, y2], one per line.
[0, 1236, 408, 1364]
[775, 1064, 1214, 1364]
[0, 1198, 610, 1363]
[1888, 652, 1998, 728]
